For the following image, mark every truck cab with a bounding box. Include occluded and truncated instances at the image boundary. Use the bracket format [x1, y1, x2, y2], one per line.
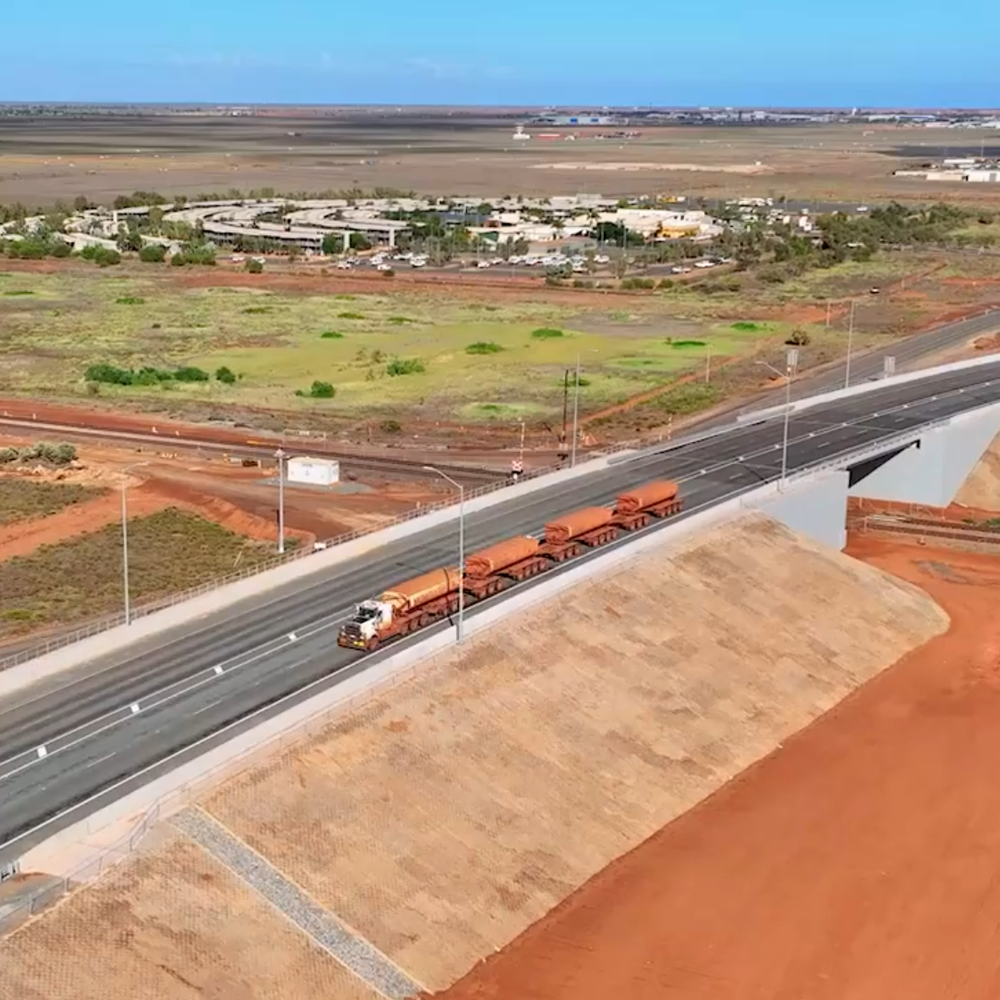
[338, 600, 393, 650]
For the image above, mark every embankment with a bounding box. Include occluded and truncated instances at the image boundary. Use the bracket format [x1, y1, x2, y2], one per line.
[953, 429, 1000, 510]
[0, 513, 947, 998]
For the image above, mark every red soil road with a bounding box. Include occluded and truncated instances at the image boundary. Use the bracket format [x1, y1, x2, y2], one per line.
[434, 538, 1000, 1000]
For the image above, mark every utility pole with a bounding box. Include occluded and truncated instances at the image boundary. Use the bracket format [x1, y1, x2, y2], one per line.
[705, 344, 712, 383]
[275, 447, 286, 554]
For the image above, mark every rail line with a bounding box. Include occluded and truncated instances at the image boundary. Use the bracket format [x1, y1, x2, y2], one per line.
[0, 415, 504, 484]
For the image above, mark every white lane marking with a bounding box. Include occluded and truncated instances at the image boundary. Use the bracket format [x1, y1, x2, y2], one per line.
[0, 615, 347, 784]
[0, 376, 988, 787]
[287, 632, 298, 642]
[192, 699, 222, 717]
[36, 746, 47, 759]
[130, 703, 141, 715]
[84, 751, 117, 770]
[214, 665, 224, 676]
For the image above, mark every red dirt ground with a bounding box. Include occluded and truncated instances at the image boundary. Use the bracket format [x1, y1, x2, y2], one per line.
[433, 537, 1000, 1000]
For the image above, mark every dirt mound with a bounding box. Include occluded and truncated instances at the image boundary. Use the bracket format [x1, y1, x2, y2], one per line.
[953, 430, 1000, 512]
[433, 537, 1000, 1000]
[196, 512, 944, 992]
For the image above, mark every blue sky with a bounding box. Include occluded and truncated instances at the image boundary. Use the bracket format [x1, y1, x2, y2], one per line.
[1, 0, 997, 106]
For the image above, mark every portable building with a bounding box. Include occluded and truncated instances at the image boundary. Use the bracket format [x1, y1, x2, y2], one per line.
[286, 455, 340, 487]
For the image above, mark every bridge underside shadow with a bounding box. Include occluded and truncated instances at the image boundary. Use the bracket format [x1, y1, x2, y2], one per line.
[752, 402, 1000, 552]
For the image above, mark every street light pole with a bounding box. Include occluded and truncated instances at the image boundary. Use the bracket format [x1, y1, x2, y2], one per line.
[755, 357, 795, 491]
[120, 461, 148, 625]
[275, 447, 286, 555]
[424, 466, 465, 642]
[570, 352, 581, 468]
[845, 299, 856, 389]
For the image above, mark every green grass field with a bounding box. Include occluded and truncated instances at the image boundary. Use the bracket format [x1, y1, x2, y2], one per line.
[0, 478, 106, 526]
[0, 254, 945, 423]
[0, 507, 278, 637]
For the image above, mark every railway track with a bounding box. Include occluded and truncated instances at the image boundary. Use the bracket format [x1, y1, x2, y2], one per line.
[0, 415, 505, 485]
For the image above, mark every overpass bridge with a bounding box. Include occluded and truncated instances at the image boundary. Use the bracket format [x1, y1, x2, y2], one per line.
[1, 357, 999, 867]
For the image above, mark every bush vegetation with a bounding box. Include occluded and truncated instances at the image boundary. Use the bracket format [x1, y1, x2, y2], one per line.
[386, 357, 426, 377]
[0, 508, 278, 635]
[138, 244, 167, 263]
[0, 478, 102, 526]
[83, 363, 216, 386]
[295, 380, 336, 398]
[530, 327, 564, 339]
[465, 341, 504, 354]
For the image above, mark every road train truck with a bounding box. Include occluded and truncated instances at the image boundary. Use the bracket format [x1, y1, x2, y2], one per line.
[337, 479, 682, 651]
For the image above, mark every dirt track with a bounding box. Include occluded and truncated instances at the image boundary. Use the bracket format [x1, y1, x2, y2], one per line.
[434, 535, 1000, 1000]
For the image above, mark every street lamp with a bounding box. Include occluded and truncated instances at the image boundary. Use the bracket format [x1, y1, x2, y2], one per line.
[120, 461, 149, 625]
[275, 447, 286, 555]
[756, 350, 797, 491]
[845, 299, 857, 389]
[424, 466, 465, 642]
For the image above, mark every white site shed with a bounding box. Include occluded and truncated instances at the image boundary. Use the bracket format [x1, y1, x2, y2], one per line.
[286, 455, 340, 487]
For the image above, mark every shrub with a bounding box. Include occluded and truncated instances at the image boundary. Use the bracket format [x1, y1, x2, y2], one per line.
[0, 447, 18, 464]
[242, 306, 271, 315]
[170, 253, 186, 266]
[530, 327, 564, 339]
[380, 267, 395, 278]
[84, 363, 133, 386]
[215, 366, 237, 384]
[245, 258, 263, 274]
[50, 242, 71, 258]
[466, 341, 504, 355]
[320, 330, 344, 339]
[387, 315, 414, 325]
[620, 277, 655, 290]
[731, 321, 763, 331]
[3, 289, 34, 296]
[379, 419, 403, 434]
[139, 244, 167, 263]
[338, 311, 364, 319]
[386, 357, 426, 377]
[785, 327, 811, 346]
[115, 296, 145, 305]
[658, 278, 674, 289]
[671, 339, 707, 349]
[80, 245, 121, 267]
[295, 380, 336, 399]
[173, 366, 210, 382]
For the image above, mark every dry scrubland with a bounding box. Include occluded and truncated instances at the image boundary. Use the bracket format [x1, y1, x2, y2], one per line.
[0, 248, 992, 433]
[0, 514, 947, 996]
[0, 506, 278, 638]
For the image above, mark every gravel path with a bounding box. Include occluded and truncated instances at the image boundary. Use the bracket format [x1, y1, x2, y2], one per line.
[173, 807, 420, 1000]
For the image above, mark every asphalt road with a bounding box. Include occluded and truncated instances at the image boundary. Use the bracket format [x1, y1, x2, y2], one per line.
[1, 362, 999, 863]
